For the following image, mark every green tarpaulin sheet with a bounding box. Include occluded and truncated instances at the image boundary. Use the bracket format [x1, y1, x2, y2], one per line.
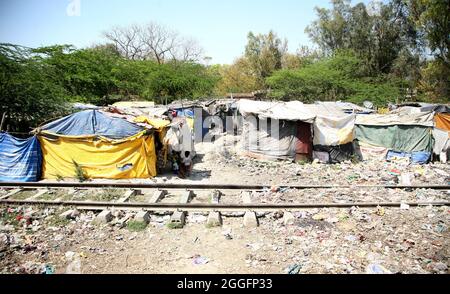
[355, 125, 433, 153]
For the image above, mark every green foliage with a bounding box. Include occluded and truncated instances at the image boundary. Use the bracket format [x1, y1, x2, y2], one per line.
[72, 160, 88, 182]
[127, 220, 148, 232]
[214, 57, 259, 95]
[245, 31, 286, 88]
[145, 61, 219, 103]
[0, 44, 70, 132]
[267, 52, 406, 105]
[0, 43, 219, 132]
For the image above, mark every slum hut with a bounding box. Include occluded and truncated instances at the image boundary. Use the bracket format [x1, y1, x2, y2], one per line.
[0, 132, 42, 182]
[237, 99, 315, 162]
[207, 99, 241, 134]
[355, 111, 434, 164]
[36, 110, 157, 180]
[167, 100, 211, 141]
[305, 102, 357, 163]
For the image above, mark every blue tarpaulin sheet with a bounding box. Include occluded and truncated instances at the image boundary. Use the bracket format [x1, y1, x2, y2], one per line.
[41, 110, 143, 139]
[386, 150, 431, 164]
[175, 109, 195, 118]
[0, 133, 42, 182]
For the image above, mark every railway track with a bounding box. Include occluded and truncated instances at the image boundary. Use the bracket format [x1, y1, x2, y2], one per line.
[0, 181, 449, 190]
[0, 182, 448, 228]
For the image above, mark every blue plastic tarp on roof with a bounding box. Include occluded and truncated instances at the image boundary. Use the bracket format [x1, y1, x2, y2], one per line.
[0, 133, 42, 182]
[175, 109, 195, 118]
[41, 110, 143, 139]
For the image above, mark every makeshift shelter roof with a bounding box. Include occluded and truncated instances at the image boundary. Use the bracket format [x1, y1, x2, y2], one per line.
[392, 103, 449, 114]
[355, 112, 434, 127]
[304, 103, 347, 118]
[112, 101, 155, 108]
[39, 110, 144, 139]
[237, 99, 315, 123]
[318, 101, 375, 114]
[72, 102, 99, 110]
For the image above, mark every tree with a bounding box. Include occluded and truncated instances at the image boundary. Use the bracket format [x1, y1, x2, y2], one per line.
[305, 0, 414, 75]
[214, 57, 259, 95]
[405, 0, 450, 99]
[144, 61, 218, 102]
[37, 45, 122, 105]
[244, 31, 287, 87]
[103, 22, 204, 64]
[267, 51, 405, 105]
[0, 44, 69, 132]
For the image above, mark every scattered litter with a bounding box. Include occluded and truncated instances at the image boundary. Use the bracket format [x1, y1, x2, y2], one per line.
[376, 206, 385, 216]
[286, 264, 302, 274]
[192, 255, 209, 265]
[44, 264, 55, 274]
[366, 263, 391, 274]
[65, 251, 76, 261]
[400, 203, 410, 210]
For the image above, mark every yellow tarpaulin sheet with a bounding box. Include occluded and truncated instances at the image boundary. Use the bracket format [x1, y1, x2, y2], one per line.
[134, 116, 170, 130]
[435, 113, 450, 132]
[38, 132, 157, 179]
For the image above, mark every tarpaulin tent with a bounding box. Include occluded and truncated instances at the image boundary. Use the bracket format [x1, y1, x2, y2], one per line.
[238, 100, 314, 161]
[355, 125, 433, 153]
[305, 103, 357, 163]
[37, 110, 157, 179]
[40, 110, 143, 140]
[355, 112, 434, 162]
[0, 133, 42, 182]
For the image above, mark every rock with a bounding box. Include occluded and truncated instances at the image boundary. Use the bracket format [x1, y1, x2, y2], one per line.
[93, 210, 113, 224]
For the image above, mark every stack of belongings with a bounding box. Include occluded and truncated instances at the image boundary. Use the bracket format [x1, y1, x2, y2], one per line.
[355, 111, 434, 164]
[0, 132, 42, 182]
[35, 109, 157, 180]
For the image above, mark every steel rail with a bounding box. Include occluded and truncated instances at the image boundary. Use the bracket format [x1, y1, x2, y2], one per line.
[0, 198, 448, 212]
[0, 181, 448, 190]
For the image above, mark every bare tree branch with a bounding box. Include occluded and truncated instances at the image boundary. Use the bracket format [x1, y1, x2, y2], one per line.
[103, 22, 203, 63]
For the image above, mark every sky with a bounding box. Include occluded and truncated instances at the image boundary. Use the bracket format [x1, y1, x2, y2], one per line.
[0, 0, 373, 64]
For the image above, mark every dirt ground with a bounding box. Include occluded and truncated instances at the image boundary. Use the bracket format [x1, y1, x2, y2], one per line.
[0, 140, 449, 274]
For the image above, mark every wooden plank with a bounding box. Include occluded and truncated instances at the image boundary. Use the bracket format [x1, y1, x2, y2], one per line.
[25, 189, 49, 200]
[117, 189, 139, 203]
[54, 188, 76, 201]
[0, 188, 23, 200]
[149, 189, 167, 203]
